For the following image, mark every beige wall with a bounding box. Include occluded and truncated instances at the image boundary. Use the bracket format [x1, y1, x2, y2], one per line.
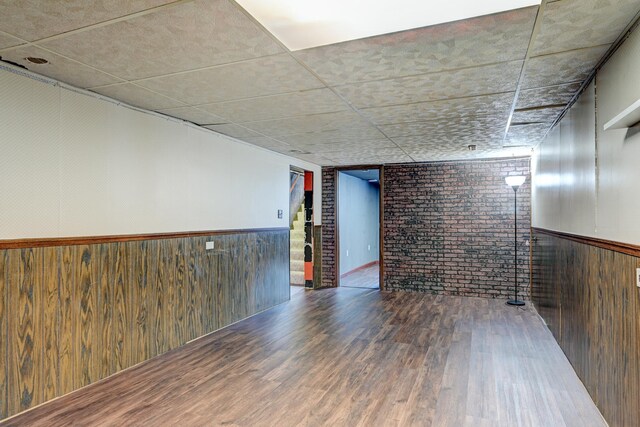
[0, 67, 322, 239]
[532, 25, 640, 245]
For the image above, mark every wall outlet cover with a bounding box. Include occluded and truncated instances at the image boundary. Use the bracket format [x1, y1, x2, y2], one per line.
[206, 241, 215, 250]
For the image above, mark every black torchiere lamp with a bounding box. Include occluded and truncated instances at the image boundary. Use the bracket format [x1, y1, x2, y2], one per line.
[505, 175, 526, 306]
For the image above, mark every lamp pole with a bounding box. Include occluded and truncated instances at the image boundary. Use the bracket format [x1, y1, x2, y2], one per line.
[505, 176, 526, 306]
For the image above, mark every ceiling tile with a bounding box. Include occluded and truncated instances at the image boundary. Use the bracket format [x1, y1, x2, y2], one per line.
[521, 45, 609, 89]
[40, 0, 283, 80]
[277, 126, 388, 146]
[0, 0, 177, 41]
[294, 7, 537, 85]
[307, 139, 397, 154]
[204, 123, 262, 139]
[532, 0, 640, 56]
[0, 32, 23, 49]
[201, 88, 349, 123]
[511, 106, 565, 124]
[0, 46, 122, 88]
[505, 123, 551, 146]
[92, 83, 185, 110]
[156, 106, 226, 125]
[360, 93, 514, 125]
[323, 148, 413, 165]
[382, 115, 508, 143]
[285, 153, 333, 166]
[241, 110, 371, 137]
[516, 82, 581, 109]
[242, 136, 292, 150]
[335, 61, 521, 109]
[408, 146, 532, 162]
[137, 54, 323, 105]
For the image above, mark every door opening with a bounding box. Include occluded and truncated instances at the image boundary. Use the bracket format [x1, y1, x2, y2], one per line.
[289, 167, 313, 296]
[337, 168, 381, 289]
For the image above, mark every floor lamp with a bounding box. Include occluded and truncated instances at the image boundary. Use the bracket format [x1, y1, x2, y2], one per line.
[505, 175, 526, 306]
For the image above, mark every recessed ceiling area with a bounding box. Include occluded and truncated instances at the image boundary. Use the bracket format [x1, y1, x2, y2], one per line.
[0, 0, 639, 166]
[235, 0, 541, 50]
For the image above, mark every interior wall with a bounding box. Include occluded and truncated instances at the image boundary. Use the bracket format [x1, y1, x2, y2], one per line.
[322, 159, 531, 296]
[0, 67, 322, 241]
[338, 173, 379, 275]
[531, 25, 640, 245]
[530, 22, 640, 427]
[0, 229, 289, 420]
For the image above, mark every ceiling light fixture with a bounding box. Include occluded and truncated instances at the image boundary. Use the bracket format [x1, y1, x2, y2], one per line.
[25, 57, 49, 64]
[236, 0, 541, 50]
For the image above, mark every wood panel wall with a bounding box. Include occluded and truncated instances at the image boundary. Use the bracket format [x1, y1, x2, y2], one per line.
[0, 229, 289, 420]
[531, 229, 640, 427]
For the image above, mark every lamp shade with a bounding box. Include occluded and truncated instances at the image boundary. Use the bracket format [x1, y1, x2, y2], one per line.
[505, 175, 526, 187]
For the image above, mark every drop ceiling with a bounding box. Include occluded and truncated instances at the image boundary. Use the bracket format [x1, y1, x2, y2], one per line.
[0, 0, 639, 166]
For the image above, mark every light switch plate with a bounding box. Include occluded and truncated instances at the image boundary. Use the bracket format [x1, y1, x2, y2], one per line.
[206, 241, 214, 250]
[636, 268, 640, 288]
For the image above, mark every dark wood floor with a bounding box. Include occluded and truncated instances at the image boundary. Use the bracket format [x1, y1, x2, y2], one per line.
[1, 288, 605, 426]
[341, 263, 379, 289]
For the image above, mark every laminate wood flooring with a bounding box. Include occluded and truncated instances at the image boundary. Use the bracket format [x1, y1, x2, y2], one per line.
[341, 264, 379, 289]
[1, 288, 605, 427]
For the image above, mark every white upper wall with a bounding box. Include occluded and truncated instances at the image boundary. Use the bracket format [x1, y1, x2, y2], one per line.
[531, 24, 640, 244]
[0, 67, 322, 239]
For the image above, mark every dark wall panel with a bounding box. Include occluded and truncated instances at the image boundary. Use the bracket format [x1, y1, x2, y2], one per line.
[532, 230, 640, 427]
[0, 228, 289, 420]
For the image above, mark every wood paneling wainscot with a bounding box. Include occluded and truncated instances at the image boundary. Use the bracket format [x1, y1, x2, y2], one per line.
[531, 228, 640, 427]
[0, 228, 289, 421]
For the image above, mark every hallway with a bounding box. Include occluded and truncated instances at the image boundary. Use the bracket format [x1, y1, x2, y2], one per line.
[2, 288, 604, 427]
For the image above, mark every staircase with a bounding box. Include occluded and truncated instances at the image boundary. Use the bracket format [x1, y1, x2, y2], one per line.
[290, 205, 306, 285]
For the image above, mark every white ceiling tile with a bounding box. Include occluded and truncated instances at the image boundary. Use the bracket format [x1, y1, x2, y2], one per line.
[0, 0, 177, 41]
[277, 126, 388, 146]
[381, 115, 508, 141]
[522, 45, 609, 89]
[156, 106, 226, 125]
[0, 32, 23, 49]
[201, 88, 349, 123]
[241, 110, 371, 137]
[532, 0, 640, 56]
[408, 147, 531, 162]
[242, 136, 292, 150]
[516, 82, 581, 109]
[310, 139, 398, 154]
[204, 123, 262, 139]
[511, 106, 565, 124]
[0, 45, 122, 88]
[137, 54, 323, 105]
[505, 123, 551, 147]
[335, 61, 522, 109]
[359, 93, 514, 125]
[92, 83, 185, 110]
[294, 7, 537, 85]
[323, 149, 413, 165]
[39, 0, 283, 80]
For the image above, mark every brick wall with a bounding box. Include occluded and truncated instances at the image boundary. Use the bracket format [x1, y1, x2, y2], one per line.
[320, 167, 336, 288]
[321, 158, 531, 298]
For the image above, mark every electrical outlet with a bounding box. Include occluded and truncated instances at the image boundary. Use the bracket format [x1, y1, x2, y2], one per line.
[637, 268, 640, 288]
[368, 245, 371, 251]
[206, 241, 214, 250]
[277, 209, 283, 219]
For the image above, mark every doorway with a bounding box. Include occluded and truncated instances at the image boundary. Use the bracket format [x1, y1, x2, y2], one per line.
[337, 168, 382, 289]
[289, 167, 313, 296]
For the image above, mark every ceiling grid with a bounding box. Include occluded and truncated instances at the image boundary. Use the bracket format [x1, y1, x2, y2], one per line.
[1, 0, 639, 165]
